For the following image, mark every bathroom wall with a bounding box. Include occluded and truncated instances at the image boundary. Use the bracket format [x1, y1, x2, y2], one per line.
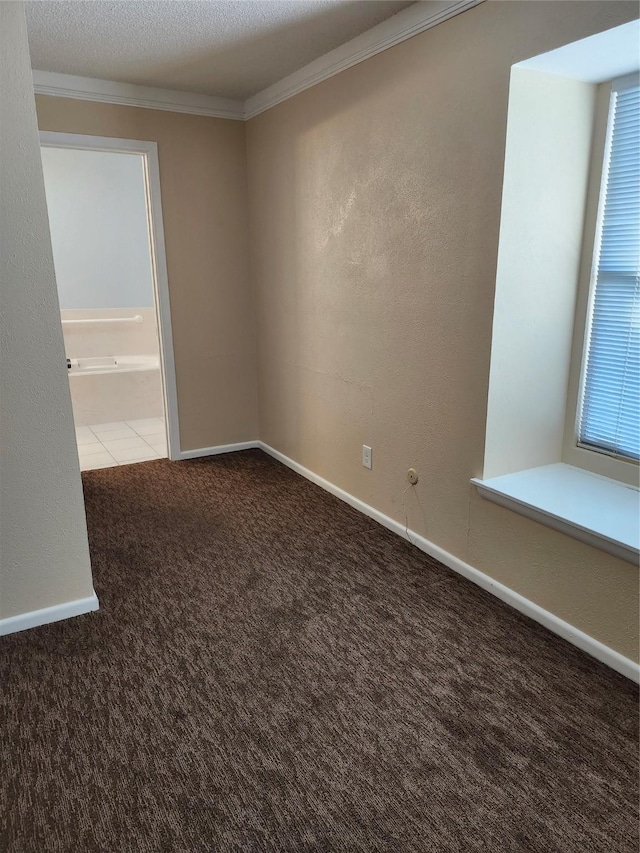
[61, 307, 159, 359]
[41, 146, 154, 309]
[0, 1, 95, 623]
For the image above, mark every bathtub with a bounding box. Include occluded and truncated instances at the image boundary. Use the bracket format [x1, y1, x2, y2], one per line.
[67, 353, 164, 426]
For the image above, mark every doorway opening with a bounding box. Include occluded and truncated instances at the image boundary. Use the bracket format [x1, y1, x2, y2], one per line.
[40, 132, 180, 469]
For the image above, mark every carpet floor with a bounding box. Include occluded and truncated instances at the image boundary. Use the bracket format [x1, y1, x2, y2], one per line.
[1, 450, 638, 852]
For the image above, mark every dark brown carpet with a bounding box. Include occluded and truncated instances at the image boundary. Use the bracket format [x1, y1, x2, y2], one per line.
[1, 450, 638, 852]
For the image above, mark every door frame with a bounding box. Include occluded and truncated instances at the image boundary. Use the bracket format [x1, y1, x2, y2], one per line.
[39, 131, 181, 460]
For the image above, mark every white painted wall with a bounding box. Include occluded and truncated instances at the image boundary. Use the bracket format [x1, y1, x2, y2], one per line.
[483, 67, 596, 479]
[0, 2, 96, 622]
[41, 146, 154, 309]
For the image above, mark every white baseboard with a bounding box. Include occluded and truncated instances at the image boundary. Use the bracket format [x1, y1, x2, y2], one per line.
[178, 440, 260, 460]
[0, 593, 99, 638]
[258, 442, 640, 684]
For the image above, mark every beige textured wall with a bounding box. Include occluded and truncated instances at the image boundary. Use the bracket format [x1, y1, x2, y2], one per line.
[36, 97, 258, 452]
[0, 2, 94, 619]
[246, 1, 640, 661]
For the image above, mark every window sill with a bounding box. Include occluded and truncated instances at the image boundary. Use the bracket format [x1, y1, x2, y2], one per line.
[471, 463, 639, 564]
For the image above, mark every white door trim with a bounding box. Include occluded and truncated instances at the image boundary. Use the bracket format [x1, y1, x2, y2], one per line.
[39, 131, 181, 459]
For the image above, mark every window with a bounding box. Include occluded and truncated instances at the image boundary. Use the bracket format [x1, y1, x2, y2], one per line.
[475, 26, 640, 562]
[578, 78, 640, 463]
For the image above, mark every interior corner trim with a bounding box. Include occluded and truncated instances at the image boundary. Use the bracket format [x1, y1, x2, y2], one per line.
[32, 0, 484, 121]
[244, 0, 484, 119]
[32, 71, 247, 120]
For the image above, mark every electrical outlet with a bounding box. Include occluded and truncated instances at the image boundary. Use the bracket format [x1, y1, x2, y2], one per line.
[362, 445, 372, 469]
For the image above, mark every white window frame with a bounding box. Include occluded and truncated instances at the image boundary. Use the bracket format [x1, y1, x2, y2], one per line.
[474, 26, 640, 565]
[562, 73, 640, 488]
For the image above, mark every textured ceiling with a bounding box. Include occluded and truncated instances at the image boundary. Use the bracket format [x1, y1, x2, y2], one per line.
[26, 1, 416, 101]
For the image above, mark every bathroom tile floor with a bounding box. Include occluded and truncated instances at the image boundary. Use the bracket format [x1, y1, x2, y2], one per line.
[75, 418, 167, 471]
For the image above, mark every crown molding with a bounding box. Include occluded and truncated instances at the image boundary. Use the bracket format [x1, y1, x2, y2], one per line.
[244, 0, 483, 119]
[32, 0, 483, 122]
[32, 70, 246, 120]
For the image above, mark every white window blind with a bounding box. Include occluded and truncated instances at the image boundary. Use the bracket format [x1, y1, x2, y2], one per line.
[579, 80, 640, 462]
